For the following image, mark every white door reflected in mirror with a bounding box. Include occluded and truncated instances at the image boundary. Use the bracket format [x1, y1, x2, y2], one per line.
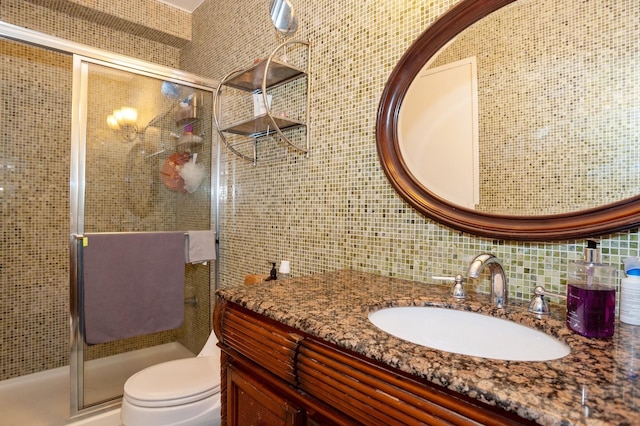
[399, 57, 479, 209]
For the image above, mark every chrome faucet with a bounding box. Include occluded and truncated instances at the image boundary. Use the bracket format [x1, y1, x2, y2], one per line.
[467, 253, 508, 308]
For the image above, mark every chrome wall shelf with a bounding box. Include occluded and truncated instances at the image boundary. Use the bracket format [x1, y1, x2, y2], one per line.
[220, 114, 305, 138]
[223, 59, 305, 92]
[214, 39, 311, 164]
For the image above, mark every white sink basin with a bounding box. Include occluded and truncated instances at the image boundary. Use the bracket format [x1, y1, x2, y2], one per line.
[368, 306, 570, 361]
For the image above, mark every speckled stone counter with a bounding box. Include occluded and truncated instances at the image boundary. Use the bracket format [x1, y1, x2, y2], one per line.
[216, 269, 640, 425]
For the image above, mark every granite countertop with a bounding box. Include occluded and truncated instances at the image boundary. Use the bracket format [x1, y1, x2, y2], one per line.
[216, 269, 640, 425]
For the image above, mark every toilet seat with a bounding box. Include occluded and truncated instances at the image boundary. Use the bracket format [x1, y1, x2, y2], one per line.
[124, 356, 220, 408]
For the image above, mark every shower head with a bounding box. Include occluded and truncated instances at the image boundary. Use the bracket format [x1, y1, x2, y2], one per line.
[161, 81, 181, 99]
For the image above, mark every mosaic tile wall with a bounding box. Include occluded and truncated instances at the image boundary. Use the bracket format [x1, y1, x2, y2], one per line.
[183, 0, 640, 312]
[50, 0, 192, 46]
[1, 0, 182, 67]
[0, 38, 72, 380]
[0, 0, 204, 380]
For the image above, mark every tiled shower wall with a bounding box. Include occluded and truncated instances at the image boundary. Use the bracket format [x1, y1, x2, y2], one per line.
[1, 38, 72, 380]
[0, 0, 192, 380]
[182, 0, 639, 303]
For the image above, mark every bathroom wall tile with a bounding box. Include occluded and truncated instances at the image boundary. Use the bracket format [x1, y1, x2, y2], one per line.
[1, 0, 181, 67]
[183, 0, 639, 315]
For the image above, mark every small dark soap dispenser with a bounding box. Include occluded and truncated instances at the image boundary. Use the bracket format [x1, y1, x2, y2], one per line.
[566, 240, 616, 338]
[265, 262, 278, 281]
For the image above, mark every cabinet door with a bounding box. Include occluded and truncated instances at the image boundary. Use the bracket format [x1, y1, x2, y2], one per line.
[227, 365, 305, 426]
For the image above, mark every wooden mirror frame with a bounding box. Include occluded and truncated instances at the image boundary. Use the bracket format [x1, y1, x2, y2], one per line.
[376, 0, 640, 241]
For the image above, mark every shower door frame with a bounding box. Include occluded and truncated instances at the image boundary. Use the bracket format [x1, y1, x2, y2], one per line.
[0, 21, 220, 420]
[71, 55, 218, 417]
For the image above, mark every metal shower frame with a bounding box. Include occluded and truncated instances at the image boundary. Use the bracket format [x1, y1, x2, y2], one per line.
[0, 20, 220, 420]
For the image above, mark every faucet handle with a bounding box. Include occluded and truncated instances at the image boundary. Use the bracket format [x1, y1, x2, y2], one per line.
[528, 286, 550, 315]
[432, 274, 467, 299]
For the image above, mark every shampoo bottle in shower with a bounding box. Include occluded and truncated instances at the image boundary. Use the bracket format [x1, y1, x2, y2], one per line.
[566, 240, 616, 338]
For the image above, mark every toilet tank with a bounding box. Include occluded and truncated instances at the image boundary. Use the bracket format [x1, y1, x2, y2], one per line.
[197, 331, 219, 357]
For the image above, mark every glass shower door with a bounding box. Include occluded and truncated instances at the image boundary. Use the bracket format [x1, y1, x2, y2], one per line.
[70, 56, 214, 415]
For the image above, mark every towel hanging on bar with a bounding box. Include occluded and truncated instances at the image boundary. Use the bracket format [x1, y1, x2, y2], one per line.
[185, 230, 216, 264]
[80, 232, 185, 345]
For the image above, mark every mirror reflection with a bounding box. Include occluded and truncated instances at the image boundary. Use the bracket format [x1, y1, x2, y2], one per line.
[398, 0, 640, 216]
[270, 0, 297, 36]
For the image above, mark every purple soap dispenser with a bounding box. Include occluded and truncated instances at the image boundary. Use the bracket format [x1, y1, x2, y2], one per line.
[566, 240, 616, 338]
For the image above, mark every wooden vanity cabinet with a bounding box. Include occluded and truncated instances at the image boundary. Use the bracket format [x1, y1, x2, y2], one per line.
[226, 363, 304, 426]
[214, 299, 533, 426]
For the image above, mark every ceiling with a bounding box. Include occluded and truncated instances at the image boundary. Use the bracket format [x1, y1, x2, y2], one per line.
[157, 0, 206, 13]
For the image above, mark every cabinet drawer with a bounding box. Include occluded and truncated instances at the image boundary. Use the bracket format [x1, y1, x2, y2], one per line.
[221, 303, 303, 385]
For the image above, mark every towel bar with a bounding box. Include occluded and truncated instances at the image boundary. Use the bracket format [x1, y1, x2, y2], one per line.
[184, 296, 198, 306]
[75, 232, 191, 239]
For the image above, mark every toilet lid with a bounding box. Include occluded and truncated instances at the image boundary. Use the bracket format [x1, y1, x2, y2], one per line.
[124, 356, 221, 408]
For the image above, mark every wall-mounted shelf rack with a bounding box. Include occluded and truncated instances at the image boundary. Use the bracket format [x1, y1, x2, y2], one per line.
[141, 93, 204, 156]
[221, 114, 305, 138]
[223, 59, 305, 92]
[214, 39, 311, 164]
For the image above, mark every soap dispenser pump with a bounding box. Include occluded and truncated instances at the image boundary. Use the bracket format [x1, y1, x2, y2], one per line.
[566, 240, 616, 338]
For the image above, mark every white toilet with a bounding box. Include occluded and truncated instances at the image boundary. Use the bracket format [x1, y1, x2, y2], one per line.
[120, 331, 222, 426]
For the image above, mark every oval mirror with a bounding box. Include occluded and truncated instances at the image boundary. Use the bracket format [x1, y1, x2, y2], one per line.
[270, 0, 297, 37]
[376, 0, 640, 241]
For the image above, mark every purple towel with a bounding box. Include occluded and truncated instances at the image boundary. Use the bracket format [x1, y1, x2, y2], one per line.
[82, 232, 185, 345]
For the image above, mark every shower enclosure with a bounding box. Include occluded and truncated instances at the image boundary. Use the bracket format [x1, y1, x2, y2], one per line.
[0, 22, 218, 418]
